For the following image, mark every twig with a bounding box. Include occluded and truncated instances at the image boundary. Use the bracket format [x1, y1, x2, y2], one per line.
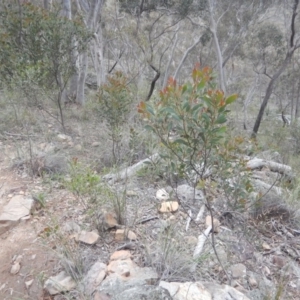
[116, 242, 136, 251]
[4, 131, 36, 137]
[136, 216, 158, 224]
[205, 192, 231, 283]
[190, 225, 212, 272]
[185, 209, 192, 231]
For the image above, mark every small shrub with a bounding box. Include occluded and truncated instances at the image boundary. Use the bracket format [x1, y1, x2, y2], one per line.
[64, 161, 101, 208]
[97, 72, 134, 164]
[138, 65, 239, 187]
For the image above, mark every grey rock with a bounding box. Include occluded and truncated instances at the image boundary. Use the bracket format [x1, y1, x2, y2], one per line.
[175, 184, 204, 203]
[161, 281, 250, 300]
[159, 281, 179, 297]
[112, 285, 172, 300]
[43, 154, 68, 174]
[82, 261, 107, 295]
[230, 263, 247, 279]
[0, 195, 34, 235]
[31, 154, 68, 176]
[44, 271, 76, 295]
[99, 258, 158, 296]
[203, 282, 250, 300]
[248, 272, 276, 299]
[63, 221, 81, 233]
[246, 289, 264, 300]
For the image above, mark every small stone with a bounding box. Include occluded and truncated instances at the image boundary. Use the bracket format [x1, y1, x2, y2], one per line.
[74, 144, 82, 151]
[104, 213, 118, 229]
[230, 263, 247, 279]
[248, 275, 258, 288]
[92, 142, 101, 147]
[262, 242, 271, 250]
[14, 255, 23, 264]
[10, 262, 21, 274]
[126, 190, 138, 197]
[77, 231, 99, 245]
[205, 215, 221, 233]
[110, 250, 131, 261]
[156, 189, 170, 201]
[272, 255, 286, 268]
[262, 266, 271, 276]
[159, 201, 179, 213]
[25, 279, 34, 289]
[115, 229, 137, 241]
[57, 134, 72, 142]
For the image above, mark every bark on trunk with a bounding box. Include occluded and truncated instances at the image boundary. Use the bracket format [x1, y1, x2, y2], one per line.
[208, 2, 226, 93]
[76, 0, 102, 105]
[43, 0, 52, 10]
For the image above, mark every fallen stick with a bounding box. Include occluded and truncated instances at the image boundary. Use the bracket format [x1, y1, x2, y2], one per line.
[103, 153, 159, 184]
[185, 209, 192, 232]
[190, 225, 212, 272]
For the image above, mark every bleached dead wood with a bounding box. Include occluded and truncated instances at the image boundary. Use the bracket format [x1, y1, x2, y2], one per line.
[195, 205, 205, 222]
[190, 225, 212, 272]
[103, 154, 159, 184]
[251, 179, 283, 196]
[247, 158, 292, 177]
[185, 210, 192, 232]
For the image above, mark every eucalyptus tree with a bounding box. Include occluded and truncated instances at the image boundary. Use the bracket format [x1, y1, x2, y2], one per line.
[251, 0, 300, 138]
[0, 1, 90, 126]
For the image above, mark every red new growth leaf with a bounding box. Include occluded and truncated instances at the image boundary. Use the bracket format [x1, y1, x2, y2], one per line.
[137, 101, 146, 114]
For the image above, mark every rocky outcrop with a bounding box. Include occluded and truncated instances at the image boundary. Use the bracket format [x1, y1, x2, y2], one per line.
[0, 195, 34, 235]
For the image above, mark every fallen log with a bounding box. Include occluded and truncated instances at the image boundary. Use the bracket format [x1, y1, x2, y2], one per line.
[247, 158, 293, 177]
[103, 153, 159, 184]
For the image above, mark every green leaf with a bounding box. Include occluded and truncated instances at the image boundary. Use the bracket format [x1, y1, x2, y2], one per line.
[201, 95, 212, 107]
[182, 101, 191, 112]
[216, 114, 227, 124]
[173, 138, 189, 146]
[144, 124, 155, 132]
[197, 78, 206, 90]
[225, 94, 238, 105]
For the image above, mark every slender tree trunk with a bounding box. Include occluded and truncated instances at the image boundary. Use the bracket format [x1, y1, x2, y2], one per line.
[43, 0, 52, 10]
[145, 64, 160, 101]
[93, 27, 105, 87]
[62, 0, 80, 100]
[208, 1, 226, 93]
[295, 81, 300, 120]
[163, 31, 178, 88]
[76, 0, 102, 105]
[173, 35, 202, 81]
[251, 51, 294, 138]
